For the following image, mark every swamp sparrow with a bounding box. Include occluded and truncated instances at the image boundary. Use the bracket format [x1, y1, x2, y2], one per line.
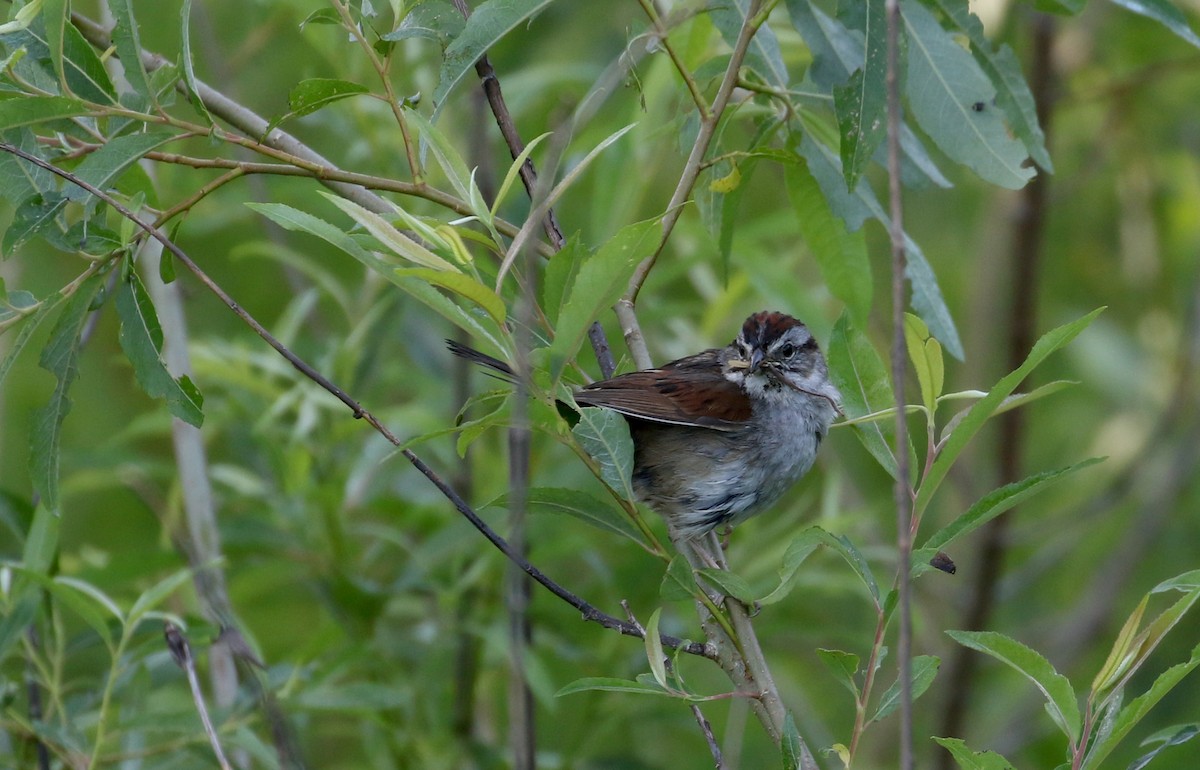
[449, 311, 842, 538]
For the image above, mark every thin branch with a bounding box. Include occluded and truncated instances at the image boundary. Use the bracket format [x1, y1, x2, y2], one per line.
[636, 0, 710, 118]
[0, 141, 712, 661]
[884, 0, 914, 767]
[621, 601, 724, 769]
[617, 0, 767, 368]
[448, 0, 616, 378]
[163, 623, 233, 770]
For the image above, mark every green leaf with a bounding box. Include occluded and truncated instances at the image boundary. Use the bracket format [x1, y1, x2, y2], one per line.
[758, 525, 827, 605]
[833, 0, 885, 191]
[246, 202, 373, 263]
[394, 267, 505, 327]
[383, 2, 466, 45]
[434, 0, 556, 108]
[795, 134, 963, 358]
[59, 19, 117, 104]
[555, 676, 673, 698]
[3, 193, 66, 253]
[827, 313, 907, 479]
[0, 129, 56, 203]
[321, 193, 461, 272]
[932, 737, 1017, 769]
[872, 654, 940, 722]
[817, 648, 861, 696]
[661, 554, 699, 601]
[785, 160, 872, 329]
[30, 273, 103, 512]
[919, 0, 1052, 171]
[1128, 725, 1200, 770]
[405, 108, 475, 201]
[516, 487, 645, 545]
[23, 502, 59, 575]
[490, 131, 551, 218]
[116, 270, 205, 427]
[914, 458, 1104, 570]
[43, 0, 68, 90]
[126, 566, 194, 629]
[571, 406, 635, 502]
[696, 568, 757, 605]
[541, 234, 584, 327]
[65, 131, 178, 204]
[0, 95, 88, 130]
[1107, 0, 1200, 48]
[904, 313, 943, 417]
[947, 630, 1081, 743]
[549, 218, 658, 384]
[288, 78, 369, 117]
[781, 712, 805, 770]
[644, 607, 668, 690]
[902, 0, 1034, 189]
[1083, 643, 1200, 769]
[916, 309, 1104, 516]
[180, 0, 213, 124]
[0, 291, 62, 390]
[109, 0, 156, 104]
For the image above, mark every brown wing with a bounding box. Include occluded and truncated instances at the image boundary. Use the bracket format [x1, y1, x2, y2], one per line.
[575, 350, 751, 431]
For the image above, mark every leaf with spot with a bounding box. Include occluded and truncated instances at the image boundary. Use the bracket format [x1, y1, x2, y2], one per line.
[902, 0, 1035, 189]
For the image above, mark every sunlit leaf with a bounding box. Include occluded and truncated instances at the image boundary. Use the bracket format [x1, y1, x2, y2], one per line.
[932, 737, 1017, 769]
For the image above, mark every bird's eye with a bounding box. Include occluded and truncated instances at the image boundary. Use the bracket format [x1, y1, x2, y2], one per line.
[779, 343, 797, 359]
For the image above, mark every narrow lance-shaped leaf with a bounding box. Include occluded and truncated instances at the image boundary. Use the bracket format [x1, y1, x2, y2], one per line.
[947, 630, 1081, 743]
[115, 270, 205, 427]
[833, 0, 886, 190]
[902, 0, 1035, 189]
[1082, 642, 1200, 769]
[0, 96, 89, 131]
[919, 0, 1052, 171]
[66, 131, 178, 204]
[571, 406, 636, 503]
[931, 737, 1017, 770]
[108, 0, 156, 104]
[30, 273, 104, 512]
[548, 218, 657, 384]
[827, 313, 910, 480]
[872, 655, 940, 722]
[913, 457, 1104, 572]
[785, 160, 872, 330]
[180, 0, 214, 124]
[710, 0, 789, 88]
[796, 134, 963, 358]
[433, 0, 556, 110]
[916, 308, 1103, 515]
[1107, 0, 1200, 49]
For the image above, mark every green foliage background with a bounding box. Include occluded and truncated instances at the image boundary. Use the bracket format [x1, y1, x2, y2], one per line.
[1, 0, 1199, 768]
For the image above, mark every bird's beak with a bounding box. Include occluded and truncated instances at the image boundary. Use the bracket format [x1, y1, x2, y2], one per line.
[748, 348, 764, 372]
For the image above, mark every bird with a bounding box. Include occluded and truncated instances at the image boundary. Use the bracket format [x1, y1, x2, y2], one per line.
[449, 311, 841, 539]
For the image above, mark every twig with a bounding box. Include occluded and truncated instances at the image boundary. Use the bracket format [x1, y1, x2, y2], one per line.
[163, 623, 233, 770]
[448, 0, 615, 378]
[0, 141, 712, 660]
[884, 0, 914, 767]
[617, 0, 767, 368]
[621, 601, 724, 769]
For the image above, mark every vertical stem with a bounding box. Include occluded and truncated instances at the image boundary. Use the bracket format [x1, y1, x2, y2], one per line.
[936, 17, 1057, 763]
[884, 0, 914, 767]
